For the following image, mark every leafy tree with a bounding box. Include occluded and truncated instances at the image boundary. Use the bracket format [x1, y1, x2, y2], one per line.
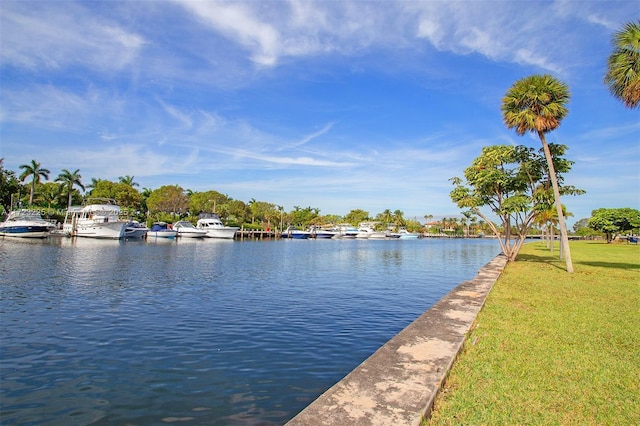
[289, 206, 320, 227]
[39, 182, 64, 209]
[225, 199, 248, 224]
[604, 20, 640, 108]
[55, 169, 85, 208]
[588, 208, 640, 242]
[375, 209, 393, 228]
[344, 209, 370, 226]
[249, 200, 277, 225]
[502, 74, 575, 272]
[86, 177, 105, 194]
[118, 175, 139, 187]
[146, 185, 188, 216]
[573, 218, 602, 238]
[89, 180, 142, 210]
[19, 159, 50, 206]
[0, 158, 22, 213]
[189, 190, 229, 215]
[450, 144, 581, 262]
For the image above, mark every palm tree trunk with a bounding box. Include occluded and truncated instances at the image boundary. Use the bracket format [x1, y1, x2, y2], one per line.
[538, 131, 574, 273]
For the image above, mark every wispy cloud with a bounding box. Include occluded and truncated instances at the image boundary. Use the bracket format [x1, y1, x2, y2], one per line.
[0, 1, 145, 71]
[285, 122, 335, 150]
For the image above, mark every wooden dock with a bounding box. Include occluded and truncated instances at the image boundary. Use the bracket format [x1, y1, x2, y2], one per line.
[235, 229, 278, 240]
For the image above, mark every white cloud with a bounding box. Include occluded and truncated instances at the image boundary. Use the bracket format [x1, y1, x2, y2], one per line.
[172, 0, 281, 66]
[0, 2, 145, 72]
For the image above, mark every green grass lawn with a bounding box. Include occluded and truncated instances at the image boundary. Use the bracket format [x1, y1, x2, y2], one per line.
[428, 240, 639, 425]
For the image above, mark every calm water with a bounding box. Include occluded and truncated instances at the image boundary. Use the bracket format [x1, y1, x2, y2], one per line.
[0, 237, 500, 425]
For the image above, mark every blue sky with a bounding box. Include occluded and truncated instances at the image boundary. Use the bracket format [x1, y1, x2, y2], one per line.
[1, 1, 639, 226]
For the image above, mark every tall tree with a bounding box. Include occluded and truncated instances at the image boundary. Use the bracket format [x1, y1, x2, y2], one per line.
[604, 20, 640, 108]
[19, 159, 50, 206]
[118, 175, 139, 187]
[450, 144, 581, 262]
[502, 74, 574, 273]
[56, 169, 85, 208]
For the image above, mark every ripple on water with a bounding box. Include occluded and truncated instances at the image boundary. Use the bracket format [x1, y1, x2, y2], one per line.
[0, 237, 500, 425]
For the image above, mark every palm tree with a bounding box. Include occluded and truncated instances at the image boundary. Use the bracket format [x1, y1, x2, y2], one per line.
[19, 159, 50, 206]
[502, 74, 574, 272]
[604, 20, 640, 108]
[56, 169, 85, 208]
[118, 175, 139, 187]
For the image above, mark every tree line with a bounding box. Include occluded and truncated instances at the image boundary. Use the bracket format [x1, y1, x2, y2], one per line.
[1, 21, 638, 256]
[0, 159, 436, 232]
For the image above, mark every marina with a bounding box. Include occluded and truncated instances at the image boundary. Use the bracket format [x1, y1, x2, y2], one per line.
[0, 237, 500, 425]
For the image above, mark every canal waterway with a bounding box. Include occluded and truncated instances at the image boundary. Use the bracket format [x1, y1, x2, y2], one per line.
[0, 237, 500, 425]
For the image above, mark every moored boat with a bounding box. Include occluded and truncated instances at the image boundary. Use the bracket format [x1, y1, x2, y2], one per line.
[356, 222, 388, 239]
[309, 226, 339, 239]
[174, 220, 207, 238]
[196, 214, 239, 239]
[337, 224, 359, 239]
[63, 199, 128, 239]
[397, 228, 420, 239]
[282, 226, 311, 239]
[147, 222, 178, 239]
[124, 221, 149, 239]
[0, 210, 56, 238]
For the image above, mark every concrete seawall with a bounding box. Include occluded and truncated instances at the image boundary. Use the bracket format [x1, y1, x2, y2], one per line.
[286, 253, 508, 425]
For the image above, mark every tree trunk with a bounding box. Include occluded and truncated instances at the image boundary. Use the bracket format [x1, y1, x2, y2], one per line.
[538, 132, 574, 273]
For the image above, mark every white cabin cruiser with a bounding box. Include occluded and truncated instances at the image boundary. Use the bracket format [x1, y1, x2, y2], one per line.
[63, 199, 128, 239]
[0, 210, 56, 238]
[196, 214, 238, 239]
[174, 220, 207, 238]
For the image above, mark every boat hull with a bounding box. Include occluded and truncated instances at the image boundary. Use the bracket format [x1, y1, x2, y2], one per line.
[177, 230, 207, 238]
[202, 229, 237, 239]
[0, 225, 52, 238]
[71, 222, 128, 239]
[147, 231, 178, 239]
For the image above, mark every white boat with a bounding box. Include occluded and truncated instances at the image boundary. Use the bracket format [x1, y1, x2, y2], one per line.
[282, 226, 311, 239]
[63, 199, 128, 239]
[173, 220, 207, 238]
[196, 214, 239, 239]
[124, 221, 149, 239]
[397, 228, 420, 239]
[147, 222, 178, 239]
[0, 210, 56, 238]
[309, 226, 339, 239]
[356, 222, 388, 239]
[337, 224, 359, 239]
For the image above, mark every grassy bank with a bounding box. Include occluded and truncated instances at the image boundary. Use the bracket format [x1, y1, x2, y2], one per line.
[428, 240, 639, 425]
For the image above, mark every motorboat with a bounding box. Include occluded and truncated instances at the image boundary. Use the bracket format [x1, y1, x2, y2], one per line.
[63, 199, 129, 239]
[337, 224, 359, 239]
[173, 220, 207, 238]
[0, 209, 56, 238]
[147, 222, 178, 239]
[196, 214, 239, 239]
[356, 222, 388, 239]
[124, 221, 149, 239]
[281, 226, 311, 239]
[309, 226, 339, 239]
[397, 228, 420, 239]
